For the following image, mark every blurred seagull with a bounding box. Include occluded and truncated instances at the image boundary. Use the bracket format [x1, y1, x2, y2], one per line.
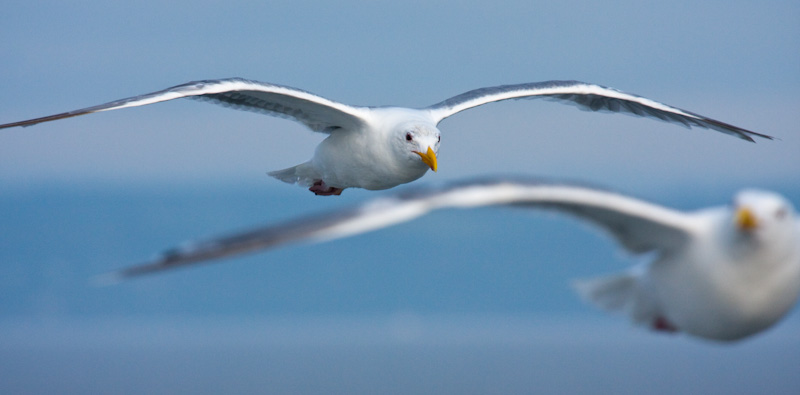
[0, 79, 772, 195]
[103, 177, 799, 341]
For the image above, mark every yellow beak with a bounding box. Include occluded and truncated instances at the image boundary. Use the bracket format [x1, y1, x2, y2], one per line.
[736, 207, 758, 230]
[414, 146, 438, 172]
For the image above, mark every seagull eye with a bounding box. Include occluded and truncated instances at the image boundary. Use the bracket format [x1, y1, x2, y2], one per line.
[437, 136, 441, 143]
[405, 133, 413, 141]
[775, 207, 788, 220]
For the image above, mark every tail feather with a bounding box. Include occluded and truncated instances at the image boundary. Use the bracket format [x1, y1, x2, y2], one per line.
[268, 162, 319, 187]
[572, 270, 663, 328]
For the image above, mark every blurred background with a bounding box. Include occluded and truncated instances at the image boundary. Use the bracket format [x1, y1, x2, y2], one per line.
[1, 1, 798, 393]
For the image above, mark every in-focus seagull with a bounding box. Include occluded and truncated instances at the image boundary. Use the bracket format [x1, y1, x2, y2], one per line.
[0, 79, 771, 195]
[101, 177, 800, 341]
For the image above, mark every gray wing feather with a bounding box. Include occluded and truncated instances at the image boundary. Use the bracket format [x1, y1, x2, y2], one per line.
[427, 80, 771, 142]
[0, 78, 369, 133]
[102, 177, 694, 281]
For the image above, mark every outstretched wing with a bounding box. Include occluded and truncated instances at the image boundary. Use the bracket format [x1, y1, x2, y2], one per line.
[101, 177, 695, 281]
[426, 80, 771, 142]
[0, 78, 371, 133]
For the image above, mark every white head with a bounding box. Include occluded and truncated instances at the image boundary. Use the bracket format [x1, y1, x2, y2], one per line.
[731, 189, 797, 251]
[392, 121, 441, 173]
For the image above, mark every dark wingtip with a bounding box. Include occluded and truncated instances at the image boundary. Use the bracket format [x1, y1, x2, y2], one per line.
[90, 255, 177, 284]
[743, 132, 776, 143]
[0, 111, 90, 130]
[745, 128, 775, 142]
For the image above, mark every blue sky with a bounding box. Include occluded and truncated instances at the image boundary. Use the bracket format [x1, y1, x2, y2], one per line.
[2, 0, 798, 191]
[1, 1, 799, 393]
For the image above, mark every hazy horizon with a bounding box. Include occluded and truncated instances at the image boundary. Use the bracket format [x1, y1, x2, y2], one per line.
[1, 0, 798, 393]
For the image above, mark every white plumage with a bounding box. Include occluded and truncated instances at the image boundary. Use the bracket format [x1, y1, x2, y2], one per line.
[102, 178, 800, 341]
[0, 79, 771, 195]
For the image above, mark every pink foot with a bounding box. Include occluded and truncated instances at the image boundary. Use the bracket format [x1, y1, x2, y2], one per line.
[309, 180, 344, 196]
[652, 316, 678, 333]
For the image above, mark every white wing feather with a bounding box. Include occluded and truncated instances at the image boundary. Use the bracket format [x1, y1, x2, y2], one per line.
[427, 81, 770, 142]
[0, 78, 371, 133]
[103, 178, 695, 280]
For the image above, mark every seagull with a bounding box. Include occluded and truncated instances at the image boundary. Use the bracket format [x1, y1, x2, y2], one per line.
[0, 79, 771, 195]
[102, 177, 799, 341]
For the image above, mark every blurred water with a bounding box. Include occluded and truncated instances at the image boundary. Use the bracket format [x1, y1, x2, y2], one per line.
[1, 315, 799, 394]
[1, 182, 799, 394]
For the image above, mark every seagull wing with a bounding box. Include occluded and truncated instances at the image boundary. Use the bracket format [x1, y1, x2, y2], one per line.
[102, 178, 695, 281]
[426, 80, 771, 142]
[0, 78, 371, 133]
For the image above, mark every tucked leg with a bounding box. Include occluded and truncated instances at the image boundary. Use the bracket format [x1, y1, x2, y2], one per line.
[309, 180, 344, 196]
[652, 316, 678, 333]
